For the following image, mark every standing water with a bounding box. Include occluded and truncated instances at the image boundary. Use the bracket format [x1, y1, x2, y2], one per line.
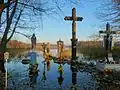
[5, 50, 120, 90]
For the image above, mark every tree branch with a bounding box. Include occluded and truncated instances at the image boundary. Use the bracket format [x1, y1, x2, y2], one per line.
[7, 2, 24, 42]
[3, 0, 16, 10]
[9, 30, 31, 39]
[17, 2, 46, 12]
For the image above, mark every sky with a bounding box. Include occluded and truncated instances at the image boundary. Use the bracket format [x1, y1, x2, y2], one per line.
[11, 0, 107, 45]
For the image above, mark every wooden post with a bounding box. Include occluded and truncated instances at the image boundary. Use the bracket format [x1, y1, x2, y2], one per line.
[64, 8, 83, 61]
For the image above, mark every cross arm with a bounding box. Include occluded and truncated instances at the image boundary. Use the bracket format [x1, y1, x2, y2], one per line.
[64, 16, 72, 21]
[76, 17, 83, 21]
[99, 30, 106, 34]
[64, 16, 83, 21]
[99, 30, 120, 34]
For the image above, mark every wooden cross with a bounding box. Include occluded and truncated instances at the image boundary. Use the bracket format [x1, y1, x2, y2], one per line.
[99, 22, 120, 62]
[64, 8, 83, 60]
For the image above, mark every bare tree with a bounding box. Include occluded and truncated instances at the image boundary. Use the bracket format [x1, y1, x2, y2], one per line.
[0, 0, 81, 72]
[88, 33, 101, 41]
[96, 0, 120, 28]
[0, 0, 20, 73]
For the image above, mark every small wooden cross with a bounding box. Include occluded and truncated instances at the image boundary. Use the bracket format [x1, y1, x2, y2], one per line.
[64, 8, 83, 60]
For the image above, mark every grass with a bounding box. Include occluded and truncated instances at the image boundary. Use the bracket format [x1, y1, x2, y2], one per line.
[77, 47, 105, 59]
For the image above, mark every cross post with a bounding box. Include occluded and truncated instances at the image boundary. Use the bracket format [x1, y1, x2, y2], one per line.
[64, 8, 83, 61]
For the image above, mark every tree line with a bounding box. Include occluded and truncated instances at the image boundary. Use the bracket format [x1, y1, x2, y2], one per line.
[77, 45, 120, 60]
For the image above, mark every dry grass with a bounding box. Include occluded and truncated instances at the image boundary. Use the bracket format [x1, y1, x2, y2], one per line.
[61, 49, 71, 58]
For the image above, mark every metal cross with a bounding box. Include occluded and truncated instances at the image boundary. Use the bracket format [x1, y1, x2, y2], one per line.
[64, 8, 83, 60]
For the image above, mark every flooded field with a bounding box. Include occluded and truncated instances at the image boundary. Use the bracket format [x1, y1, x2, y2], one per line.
[6, 51, 120, 90]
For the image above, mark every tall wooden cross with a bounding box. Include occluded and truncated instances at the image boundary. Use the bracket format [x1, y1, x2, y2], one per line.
[64, 8, 83, 60]
[99, 22, 120, 62]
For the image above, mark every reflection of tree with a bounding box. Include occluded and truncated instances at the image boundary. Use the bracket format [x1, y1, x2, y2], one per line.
[57, 64, 64, 88]
[0, 72, 5, 89]
[46, 60, 50, 71]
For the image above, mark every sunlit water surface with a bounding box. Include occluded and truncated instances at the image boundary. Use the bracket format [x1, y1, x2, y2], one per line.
[5, 51, 120, 90]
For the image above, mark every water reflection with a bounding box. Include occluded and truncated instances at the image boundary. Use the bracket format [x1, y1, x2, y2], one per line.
[6, 50, 120, 90]
[29, 61, 38, 88]
[46, 60, 51, 71]
[57, 64, 64, 88]
[29, 69, 38, 87]
[41, 61, 47, 81]
[71, 61, 77, 90]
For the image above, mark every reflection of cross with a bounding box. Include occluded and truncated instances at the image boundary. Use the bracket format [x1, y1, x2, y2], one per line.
[41, 62, 47, 81]
[71, 65, 77, 89]
[64, 8, 83, 60]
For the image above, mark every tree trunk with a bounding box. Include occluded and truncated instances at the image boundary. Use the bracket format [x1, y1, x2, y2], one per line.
[0, 0, 19, 73]
[0, 38, 7, 73]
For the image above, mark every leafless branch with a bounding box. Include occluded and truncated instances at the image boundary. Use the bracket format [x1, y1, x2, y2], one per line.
[96, 0, 120, 27]
[7, 9, 23, 42]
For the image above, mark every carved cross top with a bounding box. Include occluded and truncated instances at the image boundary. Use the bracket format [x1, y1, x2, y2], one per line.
[64, 8, 83, 21]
